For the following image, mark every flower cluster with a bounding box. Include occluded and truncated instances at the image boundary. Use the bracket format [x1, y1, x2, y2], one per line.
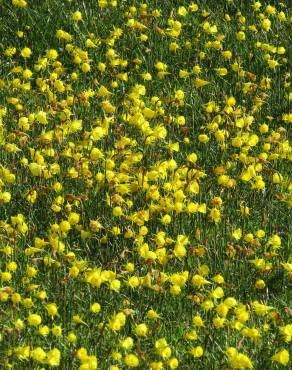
[0, 0, 291, 369]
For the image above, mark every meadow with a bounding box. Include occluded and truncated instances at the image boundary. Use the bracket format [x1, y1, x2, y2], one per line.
[0, 0, 291, 369]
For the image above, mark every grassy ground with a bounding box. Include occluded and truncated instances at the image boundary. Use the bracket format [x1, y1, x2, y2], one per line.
[0, 0, 291, 369]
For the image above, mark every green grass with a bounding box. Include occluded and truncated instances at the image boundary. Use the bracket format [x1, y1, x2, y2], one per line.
[0, 0, 291, 369]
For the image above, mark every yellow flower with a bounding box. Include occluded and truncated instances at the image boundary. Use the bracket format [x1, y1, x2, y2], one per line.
[90, 302, 101, 314]
[236, 31, 245, 41]
[255, 279, 266, 289]
[28, 313, 42, 326]
[135, 323, 148, 337]
[169, 42, 179, 52]
[209, 208, 221, 223]
[240, 204, 250, 216]
[177, 6, 187, 16]
[212, 274, 224, 284]
[38, 325, 50, 336]
[14, 345, 30, 359]
[210, 287, 224, 299]
[81, 62, 91, 73]
[69, 119, 83, 133]
[69, 265, 80, 278]
[190, 346, 204, 357]
[68, 212, 80, 225]
[46, 348, 61, 367]
[147, 309, 159, 320]
[213, 316, 225, 328]
[168, 357, 179, 369]
[36, 110, 47, 124]
[232, 354, 253, 368]
[222, 50, 232, 59]
[194, 78, 209, 88]
[261, 18, 271, 32]
[12, 0, 27, 7]
[242, 327, 261, 343]
[252, 301, 273, 315]
[273, 172, 283, 184]
[267, 59, 279, 69]
[46, 303, 58, 317]
[281, 263, 292, 272]
[72, 11, 82, 21]
[192, 315, 204, 327]
[120, 337, 133, 351]
[279, 325, 292, 343]
[59, 220, 71, 233]
[216, 303, 229, 317]
[51, 324, 62, 337]
[265, 5, 276, 15]
[31, 347, 46, 362]
[226, 96, 236, 106]
[1, 271, 12, 281]
[67, 332, 77, 343]
[124, 354, 139, 367]
[201, 299, 214, 311]
[113, 206, 123, 217]
[47, 49, 58, 60]
[12, 293, 21, 304]
[0, 191, 11, 204]
[271, 349, 289, 366]
[215, 67, 228, 76]
[73, 314, 86, 324]
[278, 11, 286, 21]
[20, 47, 32, 58]
[231, 228, 241, 241]
[110, 279, 121, 292]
